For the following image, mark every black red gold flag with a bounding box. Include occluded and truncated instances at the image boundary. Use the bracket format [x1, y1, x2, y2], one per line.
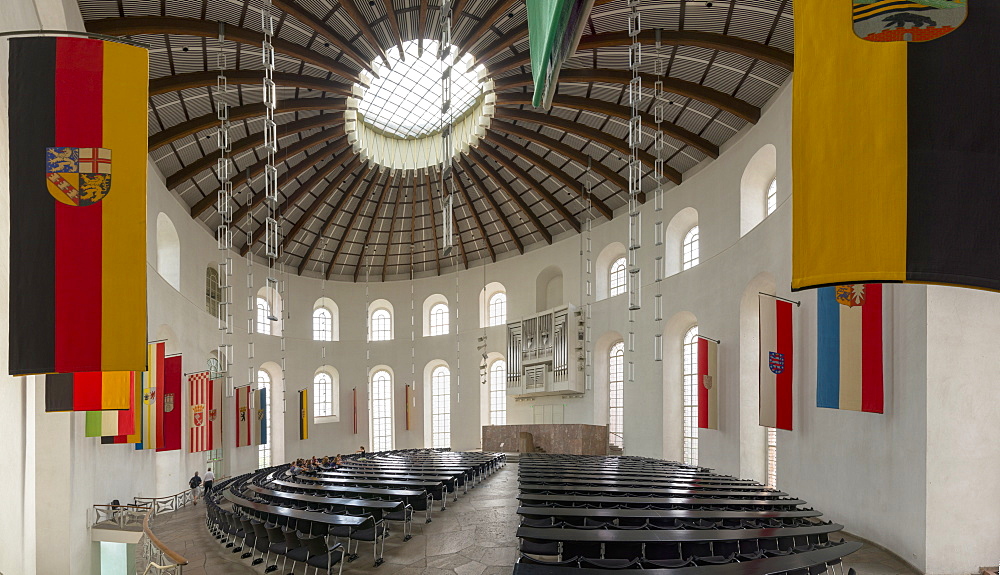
[792, 2, 999, 292]
[44, 371, 131, 412]
[7, 36, 147, 375]
[299, 388, 309, 440]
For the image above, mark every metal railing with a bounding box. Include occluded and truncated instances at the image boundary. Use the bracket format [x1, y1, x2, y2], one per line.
[137, 509, 187, 574]
[92, 503, 152, 530]
[134, 489, 195, 517]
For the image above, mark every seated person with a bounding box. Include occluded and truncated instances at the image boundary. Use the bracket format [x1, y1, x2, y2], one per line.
[333, 454, 342, 467]
[289, 460, 302, 476]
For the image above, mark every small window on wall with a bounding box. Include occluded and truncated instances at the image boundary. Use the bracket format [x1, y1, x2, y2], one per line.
[256, 298, 272, 336]
[489, 292, 507, 326]
[313, 308, 332, 341]
[371, 309, 392, 341]
[430, 303, 449, 336]
[609, 258, 627, 297]
[206, 267, 222, 319]
[766, 179, 777, 216]
[682, 226, 700, 271]
[314, 372, 333, 417]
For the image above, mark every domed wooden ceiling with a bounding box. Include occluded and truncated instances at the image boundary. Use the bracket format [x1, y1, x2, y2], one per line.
[79, 0, 793, 281]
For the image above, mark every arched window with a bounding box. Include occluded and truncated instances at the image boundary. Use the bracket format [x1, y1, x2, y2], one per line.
[609, 258, 627, 297]
[257, 370, 271, 469]
[682, 226, 700, 270]
[683, 327, 699, 465]
[256, 298, 272, 336]
[313, 308, 332, 341]
[765, 179, 777, 216]
[205, 266, 222, 319]
[489, 360, 507, 425]
[370, 370, 393, 451]
[430, 303, 449, 336]
[156, 213, 180, 290]
[431, 366, 451, 448]
[609, 341, 625, 449]
[766, 427, 777, 488]
[314, 372, 333, 417]
[489, 292, 507, 326]
[371, 309, 392, 341]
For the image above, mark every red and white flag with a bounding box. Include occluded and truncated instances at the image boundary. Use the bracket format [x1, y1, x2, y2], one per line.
[697, 337, 719, 430]
[759, 296, 794, 430]
[189, 372, 219, 453]
[235, 385, 252, 447]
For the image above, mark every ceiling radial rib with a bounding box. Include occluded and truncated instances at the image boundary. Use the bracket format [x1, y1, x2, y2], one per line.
[418, 0, 428, 54]
[497, 93, 719, 158]
[150, 71, 351, 97]
[464, 151, 552, 245]
[493, 108, 675, 183]
[486, 122, 631, 206]
[354, 172, 397, 282]
[281, 156, 366, 252]
[451, 160, 497, 262]
[457, 155, 526, 253]
[380, 0, 406, 60]
[149, 101, 343, 151]
[494, 69, 760, 124]
[329, 171, 388, 280]
[86, 17, 362, 82]
[240, 145, 358, 255]
[489, 29, 793, 74]
[476, 138, 588, 228]
[423, 170, 442, 276]
[486, 134, 614, 223]
[177, 116, 342, 198]
[381, 175, 408, 281]
[270, 0, 375, 73]
[298, 163, 374, 275]
[474, 22, 527, 63]
[335, 0, 390, 67]
[456, 0, 519, 57]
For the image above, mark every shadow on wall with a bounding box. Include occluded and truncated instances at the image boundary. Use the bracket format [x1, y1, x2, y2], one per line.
[536, 265, 563, 312]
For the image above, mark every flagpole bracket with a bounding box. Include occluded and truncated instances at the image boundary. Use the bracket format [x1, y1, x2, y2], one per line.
[759, 292, 801, 307]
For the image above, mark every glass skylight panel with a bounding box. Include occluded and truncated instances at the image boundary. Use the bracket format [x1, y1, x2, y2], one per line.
[358, 40, 484, 139]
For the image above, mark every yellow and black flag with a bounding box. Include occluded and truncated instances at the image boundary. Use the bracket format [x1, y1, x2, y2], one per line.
[792, 2, 999, 292]
[299, 388, 309, 440]
[7, 37, 147, 375]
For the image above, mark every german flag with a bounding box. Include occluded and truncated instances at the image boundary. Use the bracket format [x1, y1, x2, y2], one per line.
[792, 2, 999, 292]
[44, 371, 131, 412]
[7, 37, 147, 376]
[299, 388, 309, 440]
[101, 370, 142, 444]
[86, 372, 137, 437]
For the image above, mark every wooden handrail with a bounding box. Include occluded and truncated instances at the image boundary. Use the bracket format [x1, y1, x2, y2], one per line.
[143, 510, 188, 566]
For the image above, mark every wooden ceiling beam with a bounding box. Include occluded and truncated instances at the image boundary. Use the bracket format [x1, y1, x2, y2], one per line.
[494, 107, 680, 184]
[381, 173, 408, 281]
[477, 138, 588, 227]
[489, 28, 793, 75]
[150, 100, 343, 151]
[451, 160, 497, 263]
[494, 69, 760, 124]
[474, 22, 526, 63]
[465, 151, 552, 244]
[281, 156, 365, 252]
[150, 70, 351, 97]
[497, 93, 719, 158]
[458, 156, 526, 253]
[456, 0, 519, 56]
[423, 170, 442, 276]
[297, 163, 374, 275]
[87, 17, 362, 82]
[324, 0, 390, 66]
[354, 173, 396, 282]
[271, 0, 374, 72]
[380, 0, 406, 60]
[329, 171, 386, 280]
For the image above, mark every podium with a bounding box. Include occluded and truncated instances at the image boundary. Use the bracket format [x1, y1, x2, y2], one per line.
[482, 424, 609, 455]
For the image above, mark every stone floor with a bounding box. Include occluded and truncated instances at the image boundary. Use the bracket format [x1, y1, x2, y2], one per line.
[143, 463, 916, 575]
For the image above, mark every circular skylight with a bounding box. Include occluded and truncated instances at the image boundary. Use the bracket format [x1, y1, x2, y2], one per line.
[357, 40, 485, 139]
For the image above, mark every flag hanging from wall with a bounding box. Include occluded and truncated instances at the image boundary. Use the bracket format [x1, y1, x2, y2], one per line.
[817, 284, 886, 413]
[155, 355, 182, 452]
[44, 371, 131, 411]
[7, 37, 147, 376]
[697, 337, 719, 430]
[138, 343, 164, 450]
[759, 296, 794, 430]
[235, 385, 252, 448]
[792, 2, 1000, 293]
[84, 372, 136, 437]
[189, 372, 220, 453]
[101, 370, 142, 444]
[299, 388, 309, 440]
[255, 387, 268, 446]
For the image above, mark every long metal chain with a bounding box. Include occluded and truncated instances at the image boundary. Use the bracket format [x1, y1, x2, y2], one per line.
[439, 0, 455, 257]
[215, 23, 235, 396]
[652, 29, 664, 362]
[626, 0, 643, 383]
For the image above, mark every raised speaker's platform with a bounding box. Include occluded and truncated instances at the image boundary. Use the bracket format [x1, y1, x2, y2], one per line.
[482, 424, 609, 455]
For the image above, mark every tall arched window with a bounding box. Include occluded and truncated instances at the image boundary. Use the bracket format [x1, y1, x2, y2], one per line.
[766, 427, 777, 488]
[683, 327, 699, 465]
[314, 372, 333, 417]
[430, 303, 449, 336]
[371, 309, 392, 341]
[682, 227, 700, 270]
[489, 292, 507, 326]
[609, 258, 627, 297]
[206, 267, 222, 319]
[489, 360, 507, 425]
[156, 213, 180, 291]
[431, 366, 451, 448]
[609, 341, 625, 448]
[313, 308, 332, 341]
[370, 370, 393, 451]
[257, 370, 271, 469]
[766, 179, 777, 216]
[256, 298, 272, 336]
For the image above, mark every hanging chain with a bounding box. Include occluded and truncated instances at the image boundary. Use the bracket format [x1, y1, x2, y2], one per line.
[439, 0, 455, 257]
[583, 160, 594, 390]
[215, 23, 236, 397]
[653, 29, 665, 362]
[626, 0, 643, 383]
